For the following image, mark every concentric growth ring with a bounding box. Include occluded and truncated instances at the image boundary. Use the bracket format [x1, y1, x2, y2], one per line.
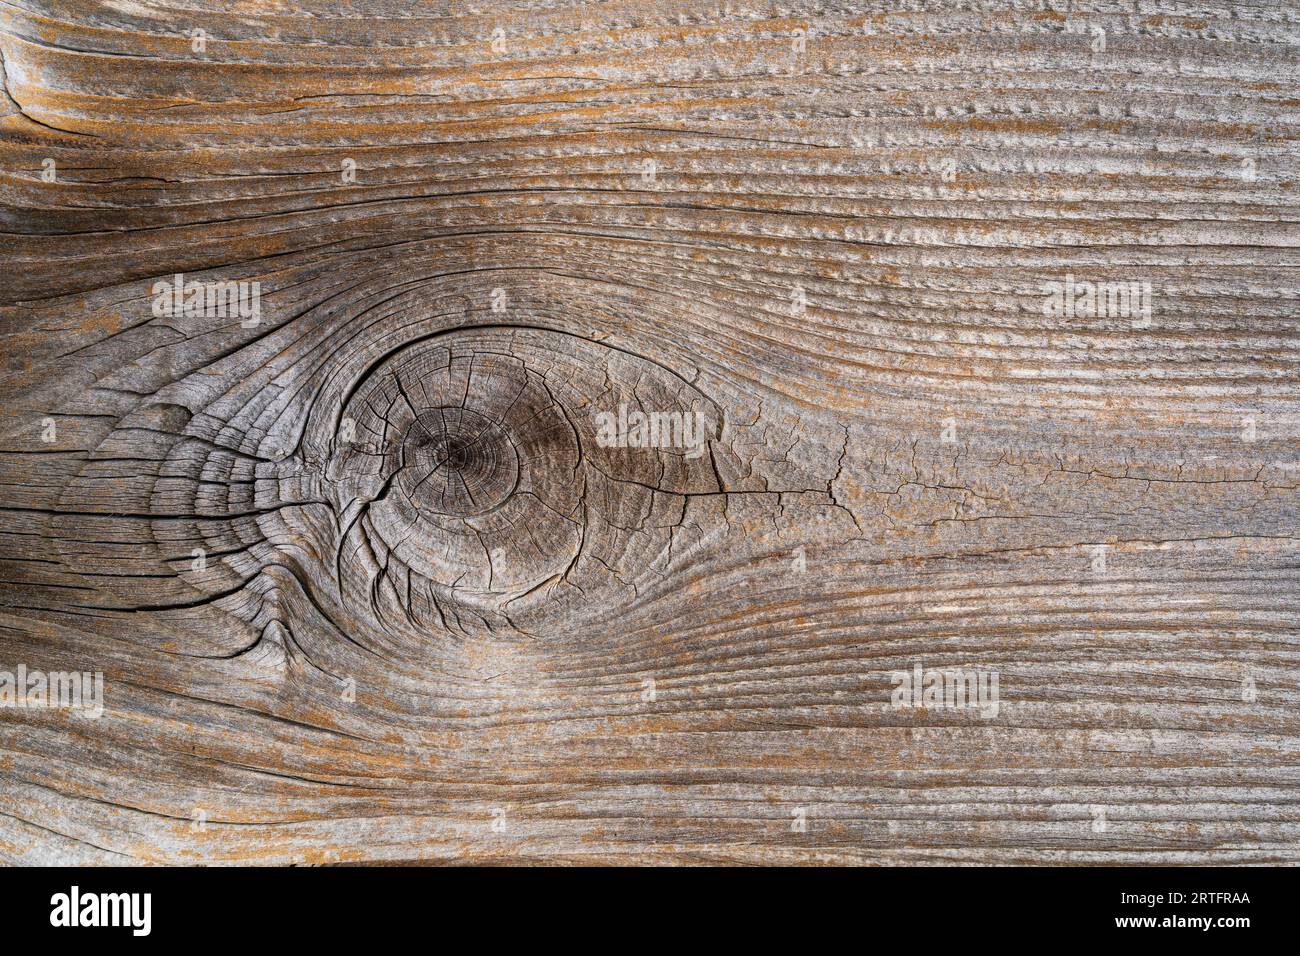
[399, 408, 519, 519]
[315, 326, 721, 638]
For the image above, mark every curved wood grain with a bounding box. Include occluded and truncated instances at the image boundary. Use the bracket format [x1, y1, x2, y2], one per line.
[0, 0, 1297, 865]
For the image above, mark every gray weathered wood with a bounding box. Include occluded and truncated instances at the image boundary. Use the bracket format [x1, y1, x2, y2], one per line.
[0, 0, 1297, 864]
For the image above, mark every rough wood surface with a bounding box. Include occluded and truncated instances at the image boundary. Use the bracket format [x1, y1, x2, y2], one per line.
[1, 0, 1298, 865]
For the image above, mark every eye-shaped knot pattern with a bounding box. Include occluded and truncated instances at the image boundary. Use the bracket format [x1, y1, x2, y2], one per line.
[312, 326, 722, 642]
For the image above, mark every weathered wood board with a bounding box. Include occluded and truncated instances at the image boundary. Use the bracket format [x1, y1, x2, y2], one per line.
[0, 0, 1297, 865]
